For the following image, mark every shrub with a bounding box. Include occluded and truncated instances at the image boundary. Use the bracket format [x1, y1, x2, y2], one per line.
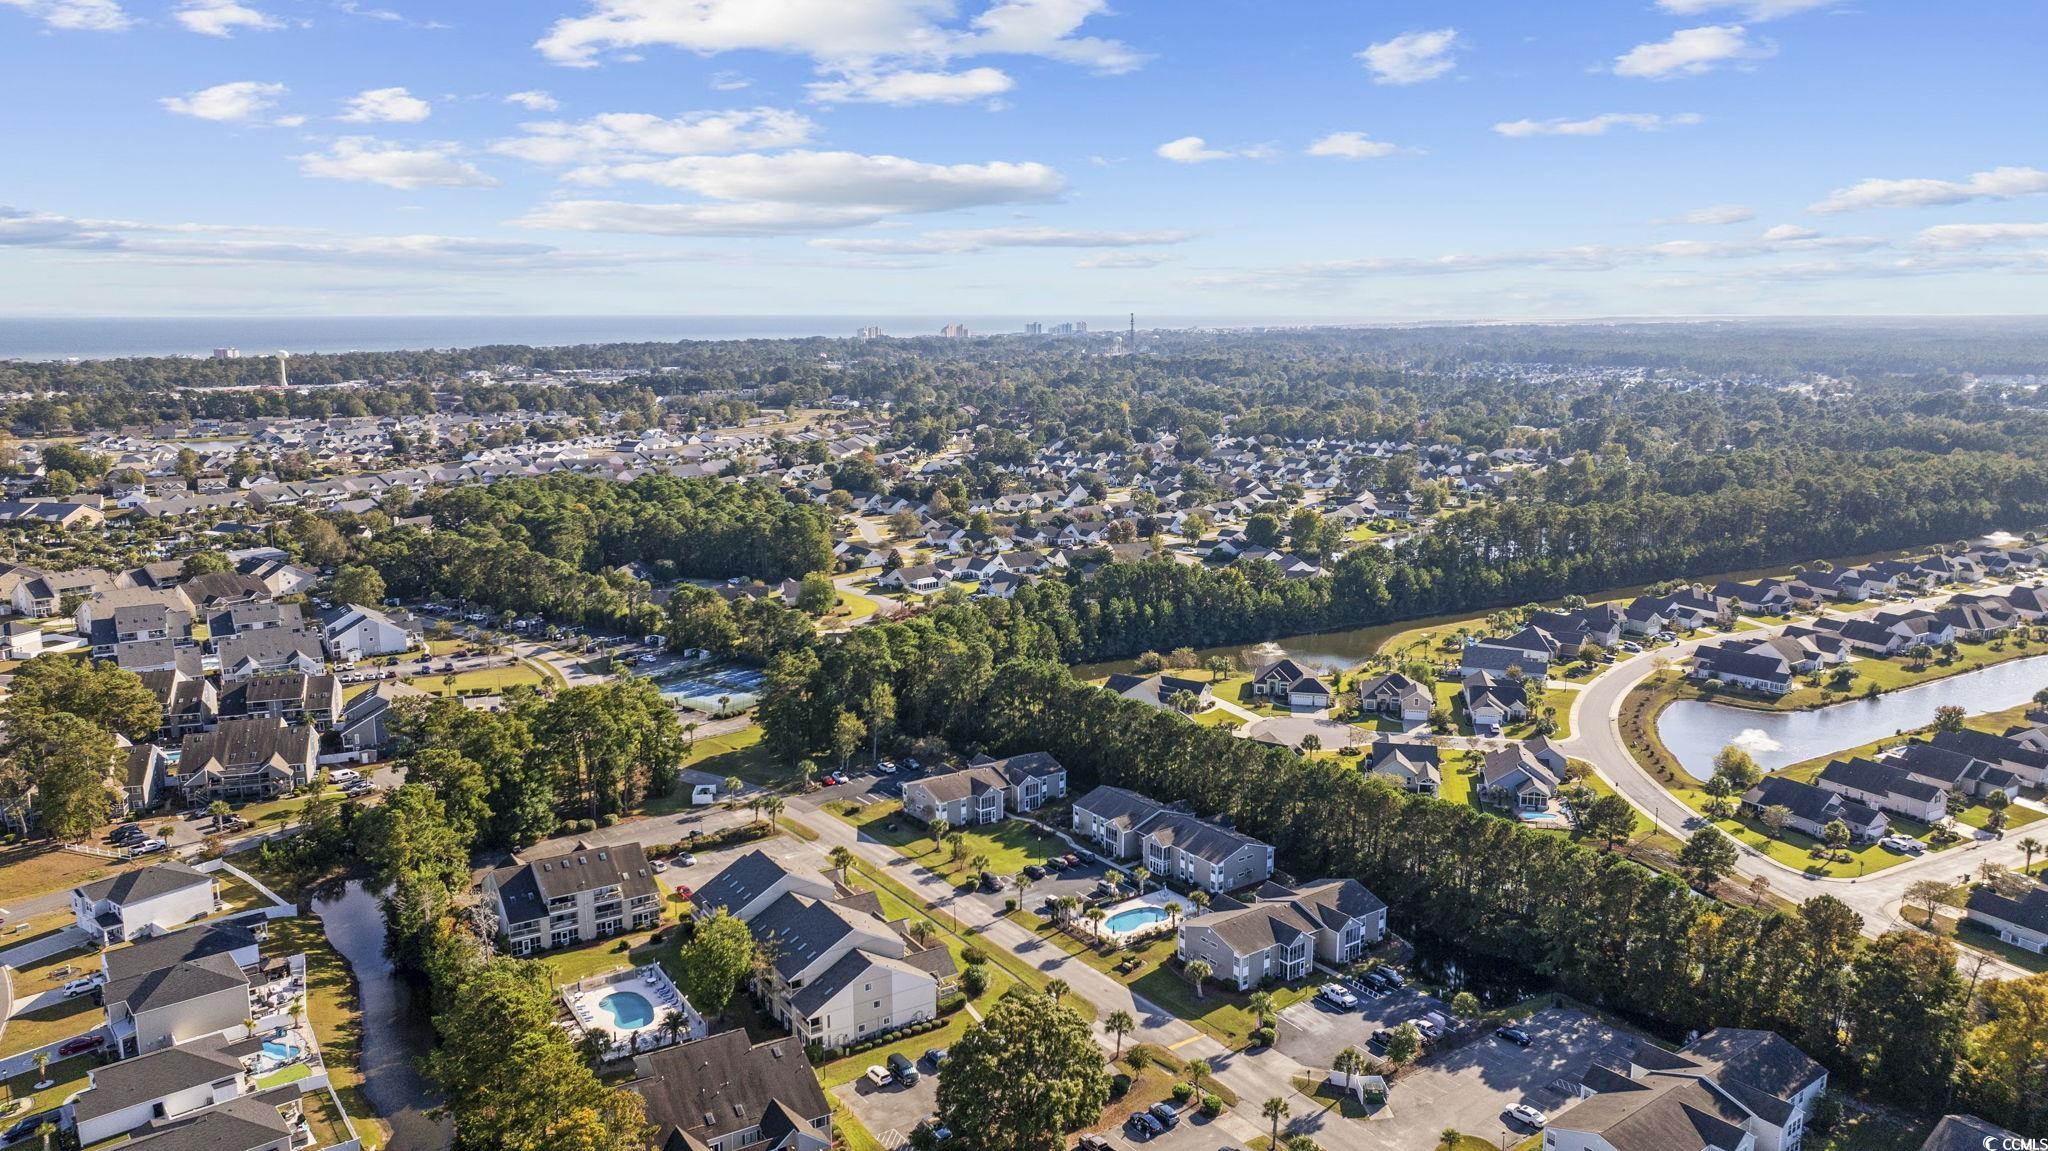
[1004, 897, 1018, 912]
[1170, 1082, 1194, 1104]
[598, 812, 620, 827]
[960, 946, 987, 966]
[1199, 1093, 1222, 1117]
[1109, 1073, 1132, 1100]
[960, 965, 991, 998]
[1250, 1026, 1276, 1047]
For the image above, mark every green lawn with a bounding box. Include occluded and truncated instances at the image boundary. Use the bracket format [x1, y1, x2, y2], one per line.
[262, 915, 389, 1150]
[0, 991, 96, 1059]
[838, 800, 1065, 879]
[1192, 708, 1245, 730]
[1003, 911, 1309, 1048]
[256, 1062, 314, 1089]
[636, 726, 787, 814]
[0, 1052, 94, 1114]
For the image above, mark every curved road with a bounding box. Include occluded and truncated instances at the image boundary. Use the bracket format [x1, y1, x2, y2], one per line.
[1557, 597, 2044, 980]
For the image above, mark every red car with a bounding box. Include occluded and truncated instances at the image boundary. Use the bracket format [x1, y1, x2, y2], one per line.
[58, 1034, 105, 1057]
[674, 885, 694, 901]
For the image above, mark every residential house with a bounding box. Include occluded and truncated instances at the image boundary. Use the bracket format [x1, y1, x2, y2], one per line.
[72, 861, 217, 945]
[1364, 741, 1441, 795]
[100, 922, 262, 1057]
[218, 672, 340, 729]
[688, 850, 838, 923]
[1689, 642, 1794, 695]
[734, 884, 950, 1051]
[483, 840, 663, 955]
[1354, 673, 1432, 725]
[1963, 884, 2047, 954]
[336, 680, 430, 757]
[1558, 1028, 1828, 1151]
[213, 629, 326, 683]
[1, 619, 41, 660]
[899, 752, 1067, 827]
[1459, 640, 1548, 681]
[629, 1031, 831, 1151]
[178, 718, 317, 801]
[1919, 1116, 2023, 1151]
[1071, 785, 1275, 893]
[1249, 659, 1334, 708]
[1739, 777, 1889, 845]
[69, 1031, 264, 1147]
[1176, 878, 1388, 991]
[13, 567, 118, 616]
[1478, 745, 1561, 812]
[111, 1093, 299, 1151]
[1927, 727, 2048, 788]
[1814, 758, 1948, 824]
[140, 669, 218, 739]
[1461, 671, 1528, 731]
[1104, 672, 1213, 713]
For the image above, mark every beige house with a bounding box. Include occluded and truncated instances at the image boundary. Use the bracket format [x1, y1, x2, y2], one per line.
[1176, 879, 1387, 991]
[484, 841, 663, 956]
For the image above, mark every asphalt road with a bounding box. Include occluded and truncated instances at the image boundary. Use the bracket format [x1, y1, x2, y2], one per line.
[1557, 581, 2048, 978]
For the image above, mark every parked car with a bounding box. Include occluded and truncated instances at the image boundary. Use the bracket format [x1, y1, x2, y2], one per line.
[978, 871, 1006, 891]
[329, 769, 361, 785]
[677, 852, 697, 866]
[1022, 864, 1045, 880]
[1505, 1104, 1548, 1129]
[1124, 1111, 1164, 1139]
[650, 859, 669, 873]
[1374, 965, 1405, 989]
[924, 1047, 949, 1067]
[129, 838, 167, 856]
[1358, 968, 1397, 993]
[1879, 834, 1923, 854]
[1495, 1026, 1532, 1047]
[1146, 1102, 1180, 1130]
[62, 975, 102, 998]
[108, 823, 144, 843]
[57, 1034, 105, 1057]
[1315, 982, 1359, 1010]
[863, 1066, 893, 1088]
[1412, 1016, 1442, 1040]
[1077, 1136, 1116, 1151]
[887, 1052, 920, 1085]
[917, 1118, 952, 1142]
[1621, 641, 1643, 653]
[1, 1110, 63, 1145]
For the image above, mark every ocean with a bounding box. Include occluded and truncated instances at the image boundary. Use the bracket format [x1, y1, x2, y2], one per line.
[0, 314, 1322, 361]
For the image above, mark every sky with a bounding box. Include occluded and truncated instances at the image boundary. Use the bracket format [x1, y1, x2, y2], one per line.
[1, 0, 2045, 321]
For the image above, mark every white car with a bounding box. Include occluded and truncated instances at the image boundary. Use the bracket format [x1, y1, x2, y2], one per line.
[1315, 982, 1359, 1010]
[329, 769, 361, 785]
[864, 1066, 893, 1088]
[1879, 834, 1923, 854]
[61, 976, 101, 998]
[876, 761, 897, 774]
[650, 859, 669, 873]
[1505, 1104, 1547, 1129]
[678, 852, 697, 867]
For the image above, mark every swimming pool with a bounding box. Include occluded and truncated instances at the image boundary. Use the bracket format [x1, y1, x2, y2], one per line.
[1104, 906, 1169, 934]
[598, 991, 655, 1030]
[262, 1040, 301, 1061]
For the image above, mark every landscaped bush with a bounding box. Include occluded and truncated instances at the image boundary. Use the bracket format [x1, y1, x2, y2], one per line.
[960, 945, 986, 966]
[598, 812, 620, 827]
[960, 965, 991, 998]
[1199, 1093, 1222, 1117]
[1171, 1082, 1194, 1103]
[835, 1016, 947, 1057]
[1109, 1072, 1131, 1100]
[1250, 1026, 1276, 1047]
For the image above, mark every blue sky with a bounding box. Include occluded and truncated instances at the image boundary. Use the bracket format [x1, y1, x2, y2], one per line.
[2, 0, 2044, 319]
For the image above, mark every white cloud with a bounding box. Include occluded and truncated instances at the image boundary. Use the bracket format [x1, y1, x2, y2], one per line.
[1916, 222, 2048, 249]
[505, 90, 561, 111]
[536, 0, 1144, 75]
[492, 108, 816, 166]
[516, 150, 1065, 236]
[1613, 25, 1770, 79]
[1809, 167, 2048, 213]
[1077, 251, 1171, 269]
[1492, 112, 1703, 137]
[1305, 132, 1397, 159]
[1656, 0, 1835, 19]
[0, 0, 129, 31]
[174, 0, 281, 36]
[1155, 136, 1272, 164]
[298, 138, 496, 189]
[1657, 204, 1755, 225]
[709, 71, 751, 91]
[810, 226, 1192, 255]
[340, 87, 432, 123]
[1760, 223, 1819, 240]
[160, 81, 288, 122]
[808, 67, 1014, 105]
[1357, 28, 1458, 85]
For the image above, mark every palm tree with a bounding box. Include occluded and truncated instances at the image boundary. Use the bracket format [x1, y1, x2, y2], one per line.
[683, 721, 698, 750]
[722, 775, 742, 799]
[1104, 1009, 1136, 1058]
[1131, 866, 1152, 896]
[2022, 836, 2043, 874]
[1014, 870, 1034, 904]
[1262, 1097, 1291, 1145]
[930, 816, 951, 851]
[762, 795, 785, 825]
[1163, 899, 1183, 927]
[1438, 1130, 1462, 1151]
[828, 846, 856, 886]
[1185, 958, 1213, 999]
[1184, 1058, 1211, 1095]
[1190, 890, 1210, 914]
[1247, 990, 1273, 1031]
[1333, 1045, 1369, 1083]
[662, 1008, 688, 1046]
[1085, 906, 1108, 941]
[1045, 978, 1069, 1004]
[207, 799, 232, 833]
[31, 1050, 49, 1088]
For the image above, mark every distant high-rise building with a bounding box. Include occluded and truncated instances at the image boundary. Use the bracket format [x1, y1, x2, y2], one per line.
[1024, 322, 1043, 336]
[211, 347, 240, 359]
[856, 325, 884, 339]
[940, 323, 969, 338]
[275, 351, 290, 388]
[1073, 321, 1089, 333]
[1052, 322, 1075, 336]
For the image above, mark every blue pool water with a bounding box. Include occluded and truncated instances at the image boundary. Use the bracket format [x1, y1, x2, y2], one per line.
[598, 991, 655, 1030]
[1104, 906, 1169, 934]
[262, 1041, 300, 1060]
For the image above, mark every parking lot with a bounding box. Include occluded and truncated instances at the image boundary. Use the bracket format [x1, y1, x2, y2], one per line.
[1280, 1002, 1621, 1149]
[832, 1060, 940, 1149]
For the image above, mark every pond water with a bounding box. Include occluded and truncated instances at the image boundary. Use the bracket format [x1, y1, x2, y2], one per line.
[312, 880, 451, 1151]
[1069, 620, 1436, 680]
[1656, 653, 2048, 781]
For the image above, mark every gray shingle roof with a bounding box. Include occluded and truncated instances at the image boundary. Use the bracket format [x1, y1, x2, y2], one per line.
[76, 861, 212, 907]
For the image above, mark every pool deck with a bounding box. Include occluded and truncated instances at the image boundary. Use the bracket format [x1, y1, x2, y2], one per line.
[561, 964, 706, 1058]
[1097, 889, 1190, 944]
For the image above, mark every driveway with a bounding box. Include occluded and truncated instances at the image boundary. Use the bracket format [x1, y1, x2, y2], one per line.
[1241, 714, 1368, 750]
[1275, 982, 1445, 1073]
